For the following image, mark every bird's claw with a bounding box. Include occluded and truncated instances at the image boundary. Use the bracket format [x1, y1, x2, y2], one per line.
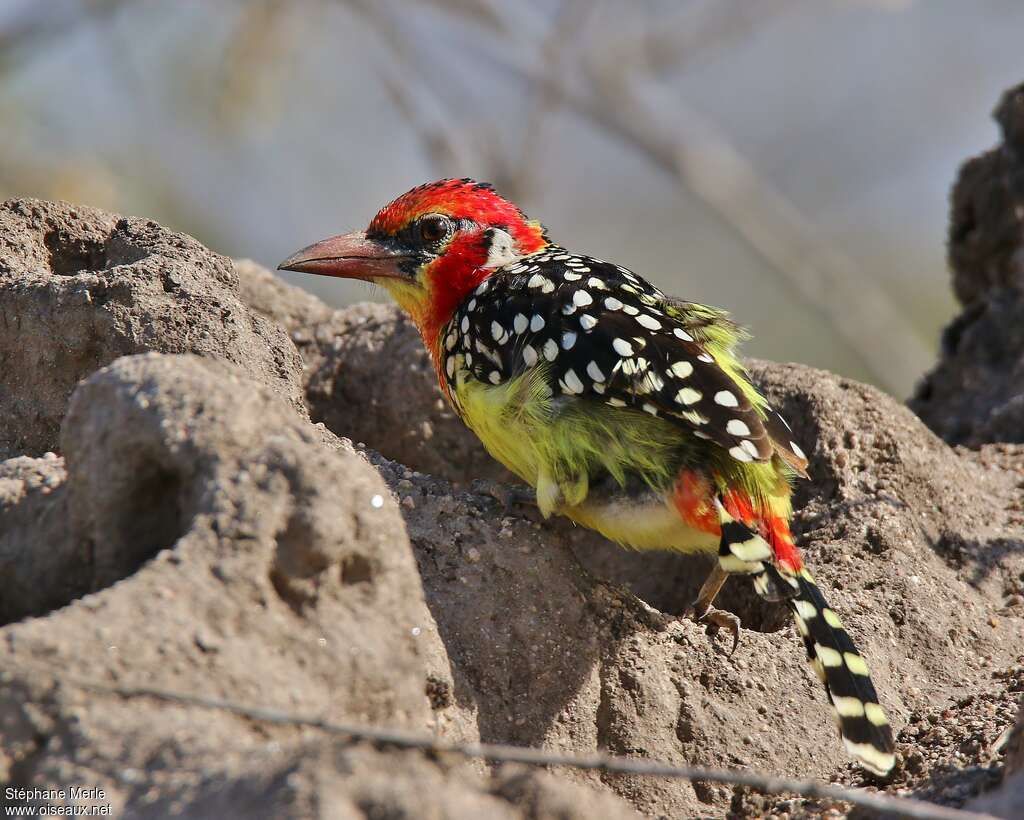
[686, 603, 741, 655]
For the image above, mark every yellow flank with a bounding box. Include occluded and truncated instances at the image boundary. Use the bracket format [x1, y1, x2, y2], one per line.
[570, 495, 720, 553]
[452, 360, 718, 552]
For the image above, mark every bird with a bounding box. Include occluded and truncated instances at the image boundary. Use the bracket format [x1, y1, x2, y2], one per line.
[278, 178, 897, 776]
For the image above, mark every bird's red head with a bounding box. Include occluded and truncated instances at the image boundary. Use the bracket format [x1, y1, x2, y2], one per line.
[279, 179, 548, 350]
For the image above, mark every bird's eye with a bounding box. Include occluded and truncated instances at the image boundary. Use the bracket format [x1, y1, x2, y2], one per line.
[417, 214, 452, 244]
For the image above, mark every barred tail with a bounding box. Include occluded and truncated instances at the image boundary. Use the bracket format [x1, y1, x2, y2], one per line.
[788, 568, 896, 776]
[715, 499, 896, 776]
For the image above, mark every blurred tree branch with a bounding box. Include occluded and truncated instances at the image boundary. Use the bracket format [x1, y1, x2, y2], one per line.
[351, 0, 932, 390]
[0, 0, 939, 392]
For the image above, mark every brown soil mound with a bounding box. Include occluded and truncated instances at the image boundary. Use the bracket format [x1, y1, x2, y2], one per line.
[2, 99, 1023, 815]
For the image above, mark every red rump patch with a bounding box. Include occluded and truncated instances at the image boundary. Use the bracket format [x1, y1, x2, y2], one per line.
[672, 471, 719, 534]
[674, 477, 804, 572]
[763, 514, 803, 572]
[722, 490, 803, 572]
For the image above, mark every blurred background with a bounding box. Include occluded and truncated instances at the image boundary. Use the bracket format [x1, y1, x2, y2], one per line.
[1, 0, 1021, 397]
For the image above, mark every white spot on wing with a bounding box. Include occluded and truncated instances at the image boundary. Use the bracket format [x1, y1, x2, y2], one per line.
[561, 369, 584, 394]
[676, 387, 701, 405]
[726, 419, 751, 436]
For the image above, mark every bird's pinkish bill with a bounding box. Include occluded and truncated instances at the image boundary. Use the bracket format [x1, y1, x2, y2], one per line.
[277, 231, 408, 280]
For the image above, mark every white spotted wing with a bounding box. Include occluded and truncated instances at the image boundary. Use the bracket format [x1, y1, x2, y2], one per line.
[441, 247, 807, 468]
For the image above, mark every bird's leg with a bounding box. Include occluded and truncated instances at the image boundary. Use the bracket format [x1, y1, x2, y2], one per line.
[686, 563, 741, 654]
[470, 479, 537, 515]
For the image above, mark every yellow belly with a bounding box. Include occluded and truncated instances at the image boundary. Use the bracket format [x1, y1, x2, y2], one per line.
[451, 365, 717, 555]
[565, 494, 719, 554]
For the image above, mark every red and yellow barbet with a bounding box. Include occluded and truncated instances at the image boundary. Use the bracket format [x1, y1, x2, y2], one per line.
[280, 179, 897, 775]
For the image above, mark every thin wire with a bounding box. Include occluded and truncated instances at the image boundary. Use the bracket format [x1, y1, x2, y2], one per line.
[50, 673, 999, 820]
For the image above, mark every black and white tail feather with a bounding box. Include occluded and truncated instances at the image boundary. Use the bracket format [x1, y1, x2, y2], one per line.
[715, 500, 897, 776]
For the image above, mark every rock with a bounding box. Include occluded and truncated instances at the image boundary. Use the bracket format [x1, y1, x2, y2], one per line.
[0, 354, 460, 813]
[235, 259, 509, 485]
[910, 84, 1024, 446]
[0, 200, 304, 460]
[229, 262, 1024, 817]
[0, 353, 648, 817]
[0, 455, 72, 623]
[131, 748, 642, 820]
[963, 680, 1024, 820]
[969, 773, 1024, 820]
[1, 183, 1022, 817]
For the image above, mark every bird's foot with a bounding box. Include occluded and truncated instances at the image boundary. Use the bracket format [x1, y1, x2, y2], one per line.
[685, 602, 741, 655]
[470, 479, 537, 516]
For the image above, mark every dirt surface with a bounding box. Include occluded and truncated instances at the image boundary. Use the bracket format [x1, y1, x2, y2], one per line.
[911, 83, 1024, 447]
[2, 102, 1024, 818]
[0, 202, 304, 461]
